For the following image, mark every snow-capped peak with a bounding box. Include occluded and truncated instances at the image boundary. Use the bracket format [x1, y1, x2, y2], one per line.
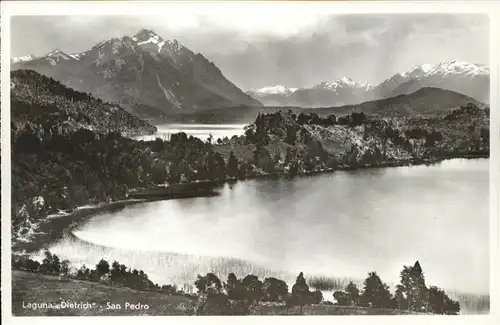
[251, 85, 298, 95]
[46, 49, 72, 60]
[132, 28, 171, 54]
[68, 52, 85, 61]
[399, 64, 435, 79]
[11, 54, 36, 64]
[314, 77, 372, 90]
[426, 60, 489, 77]
[420, 63, 435, 73]
[397, 60, 489, 80]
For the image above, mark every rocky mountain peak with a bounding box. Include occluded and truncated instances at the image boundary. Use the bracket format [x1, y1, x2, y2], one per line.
[11, 28, 263, 120]
[46, 49, 72, 60]
[132, 28, 163, 44]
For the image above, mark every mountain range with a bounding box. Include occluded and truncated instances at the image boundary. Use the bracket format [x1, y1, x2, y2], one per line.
[167, 87, 484, 124]
[11, 29, 262, 123]
[247, 61, 489, 107]
[11, 28, 489, 123]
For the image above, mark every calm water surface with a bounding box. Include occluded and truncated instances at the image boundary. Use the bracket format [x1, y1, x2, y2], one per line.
[136, 124, 247, 142]
[44, 158, 489, 295]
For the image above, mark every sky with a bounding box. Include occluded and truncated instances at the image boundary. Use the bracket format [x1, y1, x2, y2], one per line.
[10, 12, 489, 90]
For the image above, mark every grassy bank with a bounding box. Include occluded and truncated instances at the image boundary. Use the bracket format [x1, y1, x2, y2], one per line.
[249, 304, 422, 315]
[12, 270, 193, 316]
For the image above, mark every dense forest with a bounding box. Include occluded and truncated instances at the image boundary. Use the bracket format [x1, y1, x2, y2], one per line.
[11, 70, 490, 244]
[13, 253, 460, 315]
[11, 70, 157, 136]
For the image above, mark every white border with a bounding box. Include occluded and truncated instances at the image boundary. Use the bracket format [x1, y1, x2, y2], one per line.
[1, 1, 499, 325]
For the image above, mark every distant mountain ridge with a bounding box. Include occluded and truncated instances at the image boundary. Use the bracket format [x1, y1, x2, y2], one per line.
[169, 87, 485, 124]
[248, 60, 489, 107]
[306, 87, 486, 118]
[11, 28, 262, 123]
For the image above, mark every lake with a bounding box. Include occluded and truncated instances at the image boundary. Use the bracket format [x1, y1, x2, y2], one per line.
[41, 158, 489, 301]
[135, 124, 247, 142]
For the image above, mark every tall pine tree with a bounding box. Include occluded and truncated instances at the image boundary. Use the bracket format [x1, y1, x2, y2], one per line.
[360, 272, 393, 309]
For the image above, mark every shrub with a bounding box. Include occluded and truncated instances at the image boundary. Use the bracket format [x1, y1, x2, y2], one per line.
[309, 290, 323, 304]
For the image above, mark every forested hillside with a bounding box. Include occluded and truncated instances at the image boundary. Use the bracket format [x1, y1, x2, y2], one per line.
[11, 70, 157, 137]
[215, 104, 489, 176]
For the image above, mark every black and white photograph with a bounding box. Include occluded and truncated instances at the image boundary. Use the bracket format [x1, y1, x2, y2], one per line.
[1, 0, 499, 321]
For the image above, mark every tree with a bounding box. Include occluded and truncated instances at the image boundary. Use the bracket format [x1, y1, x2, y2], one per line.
[195, 273, 223, 295]
[60, 259, 70, 276]
[227, 151, 239, 178]
[333, 281, 361, 306]
[393, 285, 409, 310]
[287, 161, 299, 177]
[41, 250, 53, 273]
[285, 127, 297, 145]
[110, 261, 122, 279]
[96, 259, 110, 276]
[241, 274, 263, 303]
[327, 114, 337, 125]
[309, 290, 323, 304]
[333, 291, 350, 306]
[12, 255, 40, 272]
[397, 261, 429, 312]
[296, 113, 310, 125]
[346, 281, 361, 306]
[40, 250, 61, 275]
[51, 254, 61, 274]
[360, 272, 393, 309]
[207, 152, 226, 180]
[161, 284, 177, 294]
[427, 286, 460, 315]
[291, 272, 310, 310]
[196, 292, 233, 315]
[195, 273, 238, 315]
[285, 148, 293, 164]
[77, 265, 90, 279]
[253, 147, 275, 173]
[225, 273, 244, 300]
[262, 277, 288, 302]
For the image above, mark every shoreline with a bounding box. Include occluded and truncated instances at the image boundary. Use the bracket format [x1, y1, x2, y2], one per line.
[238, 152, 489, 181]
[12, 153, 489, 255]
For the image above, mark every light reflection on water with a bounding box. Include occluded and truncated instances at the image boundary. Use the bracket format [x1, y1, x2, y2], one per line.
[135, 124, 247, 142]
